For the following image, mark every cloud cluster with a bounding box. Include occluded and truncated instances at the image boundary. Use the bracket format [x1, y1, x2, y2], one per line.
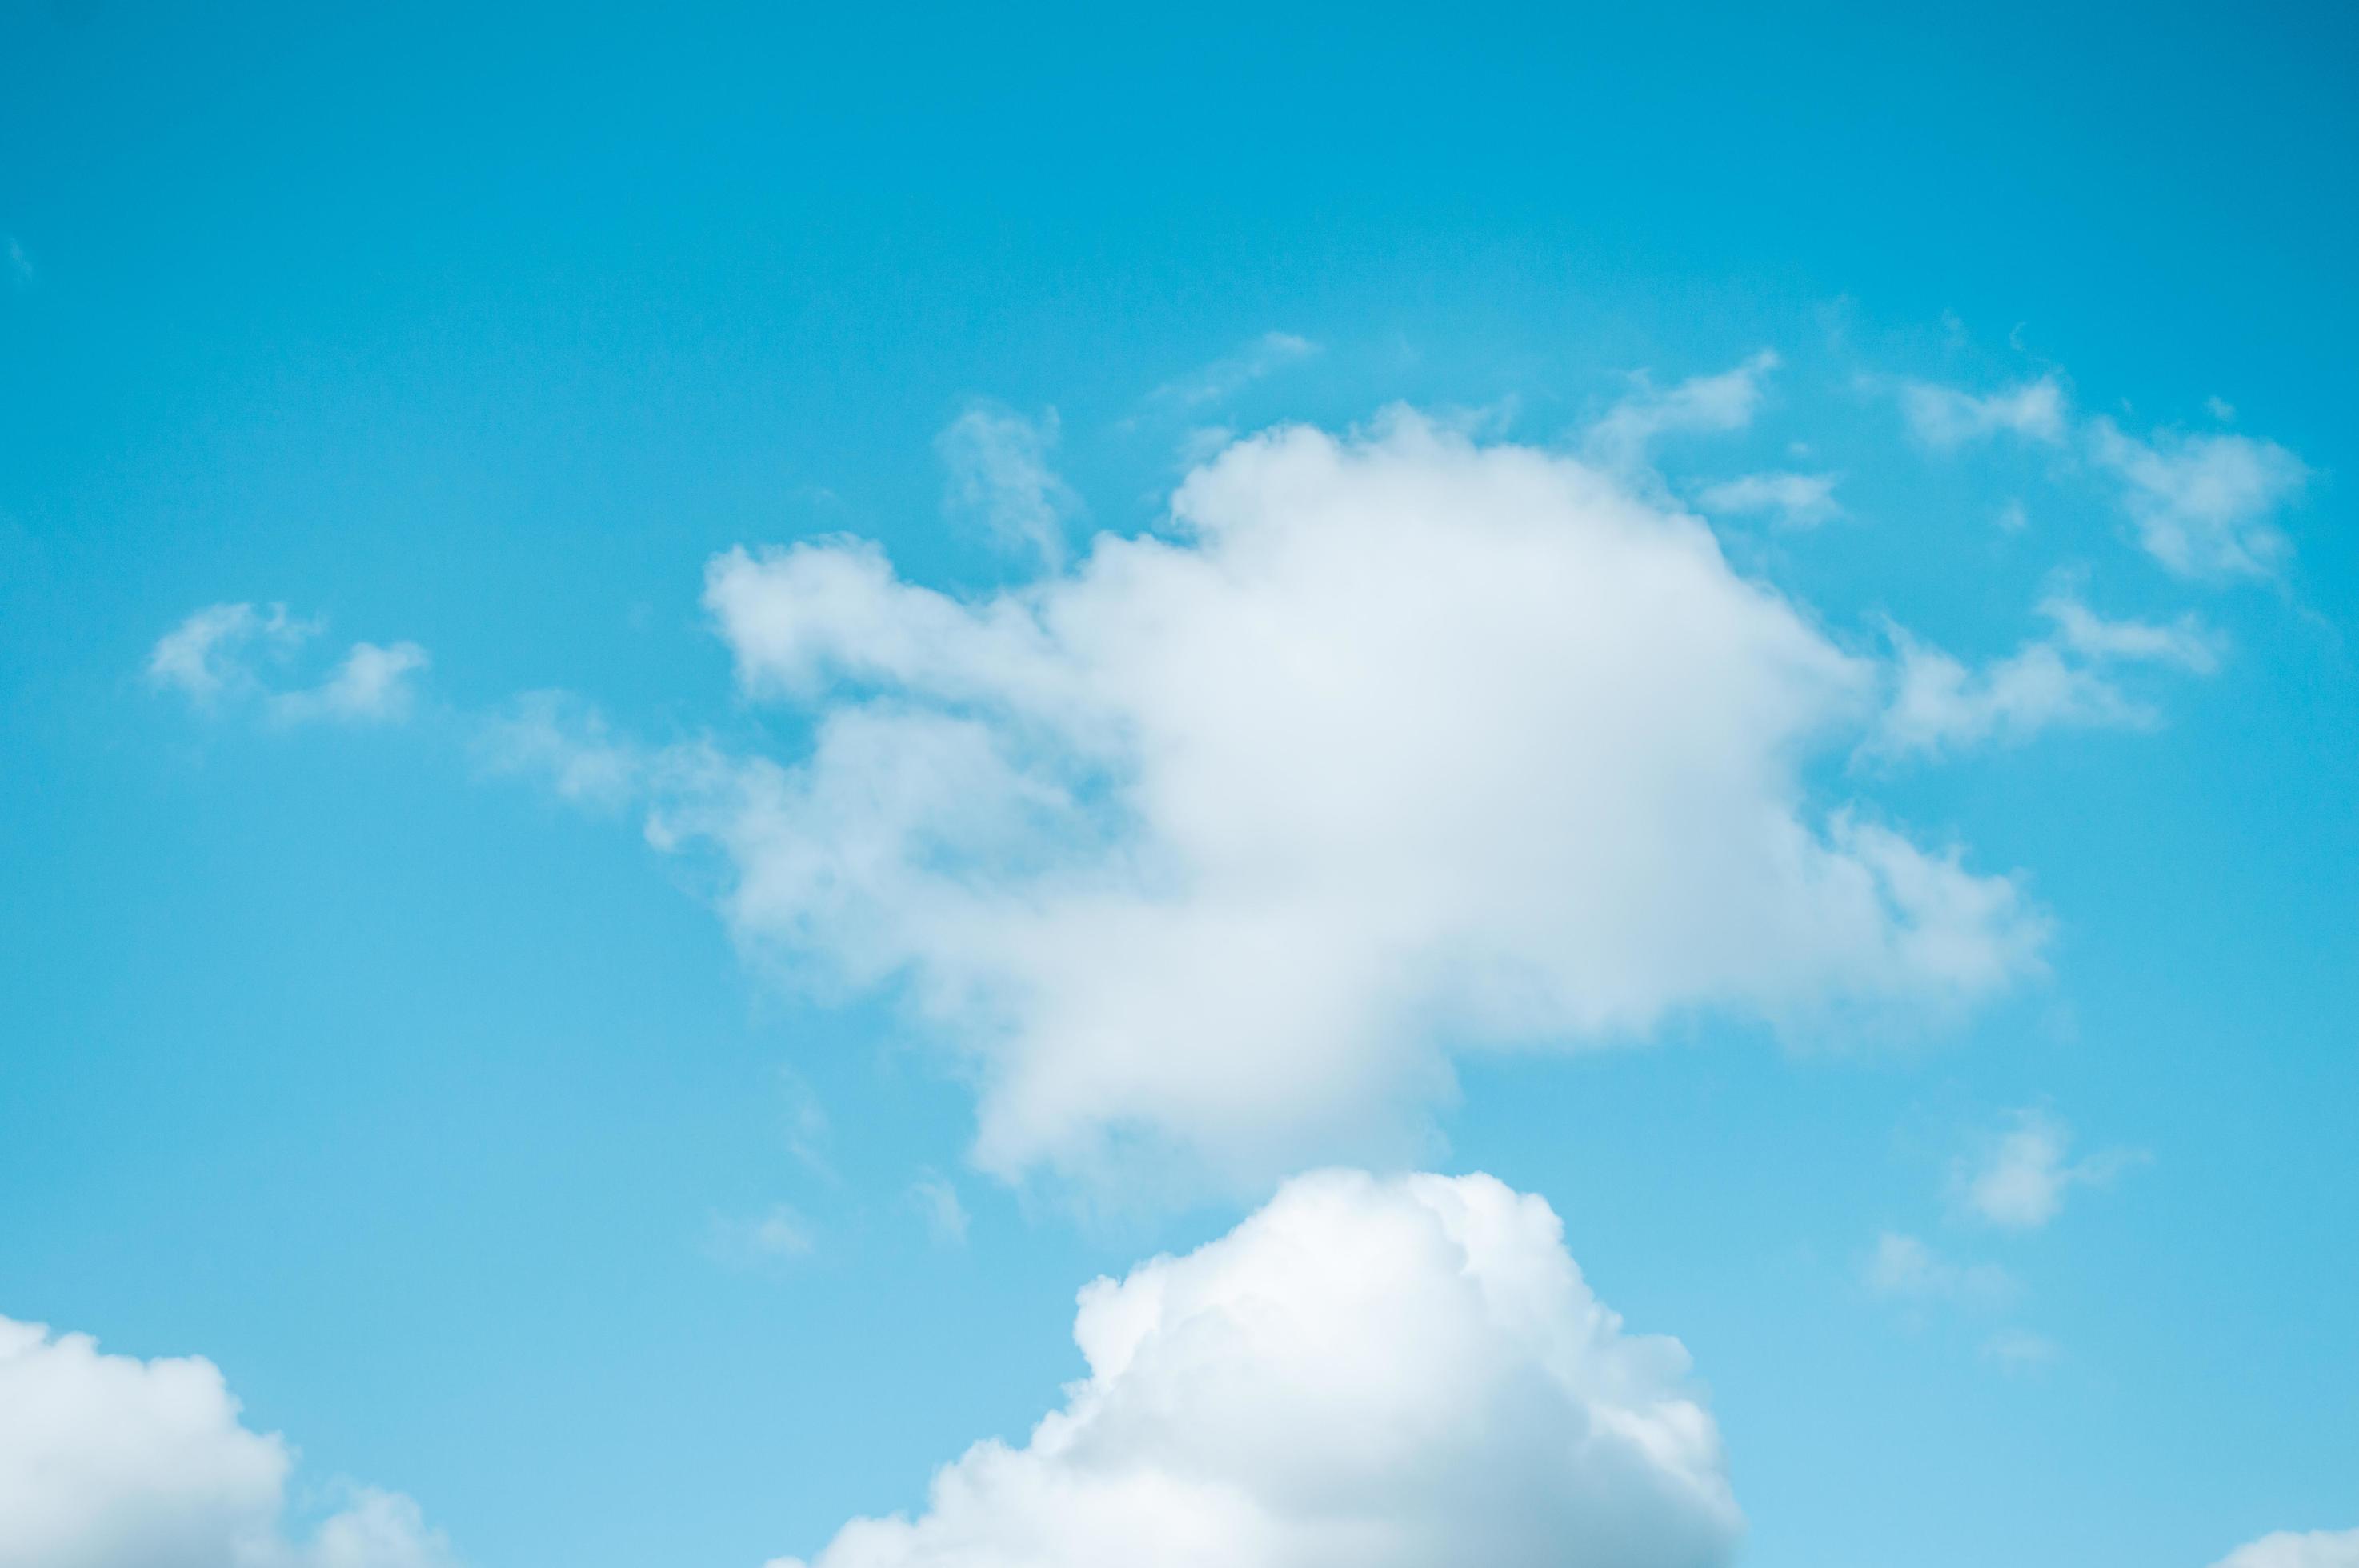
[0, 1315, 453, 1568]
[146, 602, 427, 726]
[1862, 1102, 2144, 1366]
[1893, 373, 2309, 578]
[769, 1170, 1740, 1568]
[667, 412, 2045, 1185]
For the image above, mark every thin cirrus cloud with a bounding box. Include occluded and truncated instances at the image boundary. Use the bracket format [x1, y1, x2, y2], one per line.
[0, 1314, 455, 1568]
[146, 602, 428, 726]
[767, 1170, 1740, 1568]
[632, 407, 2050, 1189]
[1146, 330, 1322, 410]
[1868, 590, 2221, 761]
[1949, 1106, 2146, 1230]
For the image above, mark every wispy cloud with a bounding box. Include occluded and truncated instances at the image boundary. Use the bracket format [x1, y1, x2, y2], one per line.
[1869, 590, 2219, 761]
[146, 602, 426, 726]
[267, 641, 430, 726]
[1981, 1329, 2061, 1374]
[936, 402, 1082, 566]
[475, 690, 643, 811]
[1584, 350, 1780, 470]
[707, 1205, 817, 1269]
[1950, 1106, 2147, 1230]
[1890, 366, 2306, 575]
[1898, 375, 2069, 448]
[1863, 1230, 2017, 1306]
[1147, 330, 1320, 410]
[909, 1173, 968, 1246]
[147, 602, 318, 702]
[778, 1069, 837, 1185]
[2089, 418, 2308, 578]
[1696, 470, 1842, 527]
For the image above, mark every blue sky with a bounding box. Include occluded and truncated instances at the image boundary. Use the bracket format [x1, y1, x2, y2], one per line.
[2, 5, 2354, 1567]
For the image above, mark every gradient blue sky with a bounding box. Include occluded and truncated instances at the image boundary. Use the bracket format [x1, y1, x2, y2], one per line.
[2, 5, 2353, 1567]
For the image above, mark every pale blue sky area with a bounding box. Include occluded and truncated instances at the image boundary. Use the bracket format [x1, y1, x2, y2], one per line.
[2, 6, 2353, 1568]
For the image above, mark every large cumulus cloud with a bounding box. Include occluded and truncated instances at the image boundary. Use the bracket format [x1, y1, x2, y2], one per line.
[768, 1169, 1740, 1568]
[659, 413, 2045, 1185]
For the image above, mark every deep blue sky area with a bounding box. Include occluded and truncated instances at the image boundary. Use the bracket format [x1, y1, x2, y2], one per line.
[2, 6, 2353, 1568]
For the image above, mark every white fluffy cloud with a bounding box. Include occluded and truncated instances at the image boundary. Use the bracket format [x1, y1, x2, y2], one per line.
[1871, 591, 2219, 759]
[146, 603, 427, 726]
[1899, 376, 2068, 448]
[0, 1315, 454, 1568]
[1950, 1106, 2145, 1230]
[671, 413, 2045, 1185]
[2089, 419, 2309, 578]
[768, 1170, 1740, 1568]
[2213, 1531, 2359, 1568]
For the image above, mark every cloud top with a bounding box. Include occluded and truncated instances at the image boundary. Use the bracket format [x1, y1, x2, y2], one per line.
[0, 1314, 452, 1568]
[770, 1170, 1740, 1568]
